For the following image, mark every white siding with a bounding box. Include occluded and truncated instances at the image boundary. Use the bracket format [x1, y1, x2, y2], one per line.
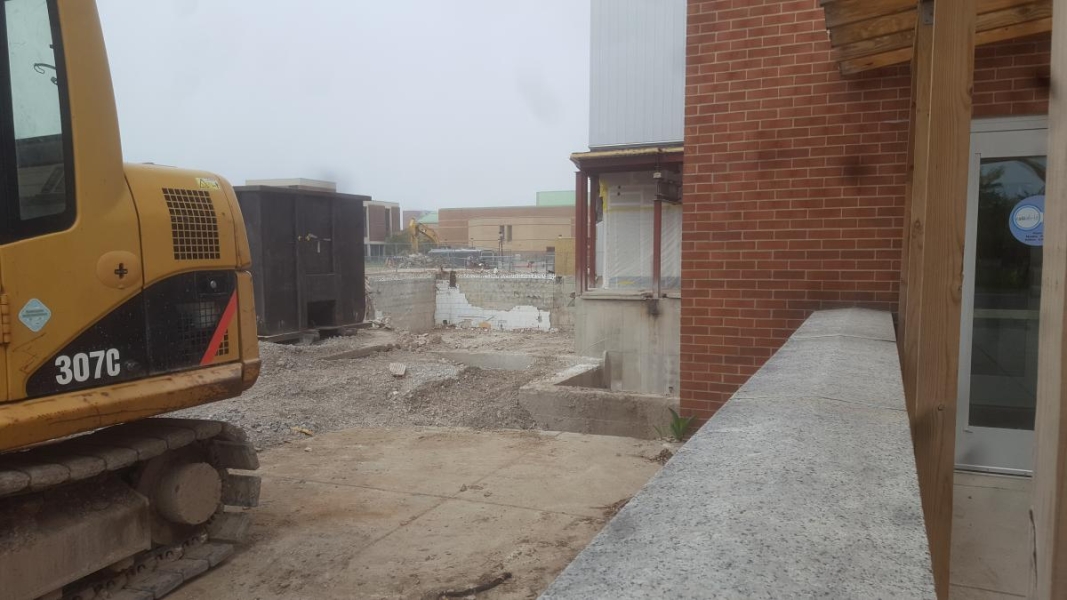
[589, 0, 686, 148]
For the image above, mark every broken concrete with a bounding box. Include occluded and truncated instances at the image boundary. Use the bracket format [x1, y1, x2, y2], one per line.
[436, 280, 553, 331]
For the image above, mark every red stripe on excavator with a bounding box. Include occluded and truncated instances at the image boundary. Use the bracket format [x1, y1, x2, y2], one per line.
[201, 291, 238, 365]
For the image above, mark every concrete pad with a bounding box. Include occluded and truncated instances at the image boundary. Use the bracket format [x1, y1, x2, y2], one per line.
[168, 427, 663, 600]
[262, 428, 560, 497]
[456, 432, 668, 517]
[951, 472, 1031, 598]
[173, 479, 443, 598]
[354, 499, 603, 599]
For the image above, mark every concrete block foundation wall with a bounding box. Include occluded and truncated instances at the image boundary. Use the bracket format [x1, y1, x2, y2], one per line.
[368, 273, 575, 333]
[454, 274, 575, 331]
[680, 0, 1052, 426]
[575, 295, 680, 397]
[366, 275, 437, 333]
[436, 274, 575, 331]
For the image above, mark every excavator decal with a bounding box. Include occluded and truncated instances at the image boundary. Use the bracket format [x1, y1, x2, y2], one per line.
[25, 270, 238, 397]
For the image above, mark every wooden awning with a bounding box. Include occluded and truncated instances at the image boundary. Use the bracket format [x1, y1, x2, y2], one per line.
[820, 0, 1052, 75]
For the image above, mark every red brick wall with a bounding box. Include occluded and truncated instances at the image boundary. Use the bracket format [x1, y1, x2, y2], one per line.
[680, 0, 1051, 425]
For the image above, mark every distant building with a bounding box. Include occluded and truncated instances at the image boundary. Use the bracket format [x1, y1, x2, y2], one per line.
[245, 178, 337, 193]
[364, 200, 401, 257]
[535, 190, 576, 207]
[437, 205, 574, 253]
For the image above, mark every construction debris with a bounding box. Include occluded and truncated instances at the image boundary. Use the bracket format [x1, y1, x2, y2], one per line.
[650, 448, 674, 465]
[173, 329, 571, 450]
[389, 362, 408, 377]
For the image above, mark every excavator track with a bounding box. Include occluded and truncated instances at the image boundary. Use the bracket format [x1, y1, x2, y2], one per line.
[0, 418, 260, 600]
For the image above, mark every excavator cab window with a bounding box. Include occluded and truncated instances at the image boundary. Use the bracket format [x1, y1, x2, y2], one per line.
[0, 0, 74, 242]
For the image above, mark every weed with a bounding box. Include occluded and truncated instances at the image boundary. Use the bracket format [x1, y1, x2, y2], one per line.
[655, 408, 694, 442]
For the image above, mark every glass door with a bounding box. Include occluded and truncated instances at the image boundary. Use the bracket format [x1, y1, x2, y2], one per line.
[956, 117, 1048, 474]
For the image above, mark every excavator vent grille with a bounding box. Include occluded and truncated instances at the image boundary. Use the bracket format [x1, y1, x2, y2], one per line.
[164, 188, 221, 260]
[216, 332, 230, 356]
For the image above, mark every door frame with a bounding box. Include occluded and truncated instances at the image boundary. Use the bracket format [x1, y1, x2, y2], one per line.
[955, 115, 1048, 475]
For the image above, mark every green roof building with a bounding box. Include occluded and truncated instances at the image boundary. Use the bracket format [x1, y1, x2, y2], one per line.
[535, 190, 576, 207]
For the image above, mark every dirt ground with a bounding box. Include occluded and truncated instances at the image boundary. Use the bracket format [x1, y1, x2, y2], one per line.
[175, 328, 574, 450]
[169, 327, 672, 599]
[168, 427, 669, 600]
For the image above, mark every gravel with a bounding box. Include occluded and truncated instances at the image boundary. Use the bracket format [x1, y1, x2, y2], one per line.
[175, 328, 572, 449]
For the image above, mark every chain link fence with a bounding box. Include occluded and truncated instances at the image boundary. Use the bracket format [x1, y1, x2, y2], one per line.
[365, 246, 558, 274]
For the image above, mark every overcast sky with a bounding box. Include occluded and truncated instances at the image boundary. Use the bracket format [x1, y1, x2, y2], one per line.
[96, 1, 590, 212]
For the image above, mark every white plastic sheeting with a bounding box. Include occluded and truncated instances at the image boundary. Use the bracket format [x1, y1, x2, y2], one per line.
[599, 172, 681, 290]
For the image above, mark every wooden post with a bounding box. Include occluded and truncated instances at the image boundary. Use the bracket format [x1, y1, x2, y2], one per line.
[1030, 0, 1067, 596]
[899, 2, 935, 421]
[908, 1, 975, 597]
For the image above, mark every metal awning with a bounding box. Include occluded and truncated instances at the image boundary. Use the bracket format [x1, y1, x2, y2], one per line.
[820, 0, 1052, 75]
[570, 145, 683, 173]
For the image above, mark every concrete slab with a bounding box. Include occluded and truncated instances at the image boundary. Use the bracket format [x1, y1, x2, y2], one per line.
[456, 432, 670, 517]
[951, 472, 1031, 598]
[172, 480, 443, 598]
[167, 427, 663, 600]
[354, 500, 603, 599]
[261, 428, 560, 497]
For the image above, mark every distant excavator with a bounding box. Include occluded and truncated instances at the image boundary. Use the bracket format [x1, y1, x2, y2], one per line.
[407, 218, 440, 253]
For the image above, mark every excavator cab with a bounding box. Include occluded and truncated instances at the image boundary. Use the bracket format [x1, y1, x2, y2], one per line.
[0, 0, 259, 448]
[0, 2, 263, 598]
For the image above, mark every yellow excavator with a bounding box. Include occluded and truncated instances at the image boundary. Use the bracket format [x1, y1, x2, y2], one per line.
[407, 218, 439, 253]
[0, 2, 262, 599]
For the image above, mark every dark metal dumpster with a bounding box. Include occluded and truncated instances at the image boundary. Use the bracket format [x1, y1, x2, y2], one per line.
[235, 185, 367, 340]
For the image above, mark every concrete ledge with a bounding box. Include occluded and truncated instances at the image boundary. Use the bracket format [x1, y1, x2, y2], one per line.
[540, 308, 934, 599]
[519, 361, 677, 440]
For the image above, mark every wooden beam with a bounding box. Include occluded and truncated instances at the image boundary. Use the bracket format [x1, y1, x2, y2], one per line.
[829, 0, 1044, 47]
[835, 1, 1051, 74]
[1030, 0, 1067, 594]
[975, 14, 1053, 44]
[836, 1, 1050, 66]
[823, 0, 916, 29]
[900, 8, 934, 421]
[909, 1, 975, 597]
[831, 9, 916, 47]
